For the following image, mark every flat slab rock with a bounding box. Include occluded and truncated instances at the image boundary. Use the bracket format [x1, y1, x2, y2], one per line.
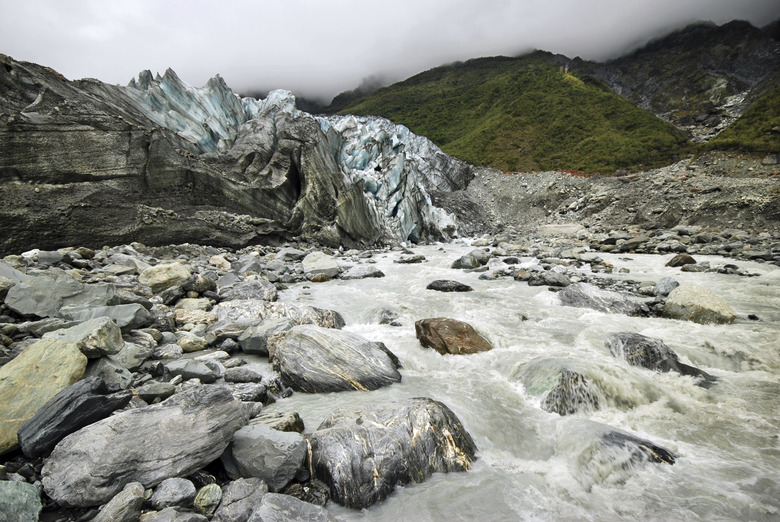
[41, 385, 245, 507]
[309, 397, 477, 509]
[663, 284, 737, 324]
[272, 325, 401, 393]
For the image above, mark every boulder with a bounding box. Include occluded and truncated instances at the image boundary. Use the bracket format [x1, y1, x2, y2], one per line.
[302, 252, 339, 279]
[655, 276, 680, 297]
[148, 478, 197, 511]
[665, 254, 696, 267]
[414, 318, 492, 355]
[426, 280, 473, 292]
[246, 493, 339, 522]
[212, 477, 268, 522]
[273, 325, 401, 392]
[59, 303, 153, 332]
[0, 260, 30, 284]
[0, 275, 15, 300]
[136, 381, 177, 403]
[112, 341, 156, 371]
[0, 338, 87, 454]
[341, 265, 385, 280]
[194, 483, 222, 516]
[557, 283, 643, 315]
[211, 300, 344, 331]
[606, 332, 715, 386]
[663, 284, 737, 324]
[250, 411, 305, 433]
[601, 430, 676, 465]
[139, 263, 192, 294]
[528, 271, 571, 287]
[218, 280, 277, 302]
[92, 482, 145, 522]
[86, 357, 133, 390]
[42, 317, 124, 358]
[238, 318, 294, 356]
[309, 398, 477, 509]
[541, 369, 600, 415]
[4, 274, 117, 318]
[18, 376, 133, 458]
[165, 360, 219, 383]
[275, 247, 306, 262]
[41, 385, 245, 507]
[177, 332, 209, 353]
[0, 481, 42, 522]
[451, 249, 490, 269]
[221, 424, 307, 492]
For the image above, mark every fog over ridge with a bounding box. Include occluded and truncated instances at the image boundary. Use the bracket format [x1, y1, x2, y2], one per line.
[0, 0, 778, 102]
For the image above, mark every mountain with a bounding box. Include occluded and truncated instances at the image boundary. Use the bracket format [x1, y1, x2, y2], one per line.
[0, 54, 472, 253]
[572, 20, 780, 142]
[328, 20, 780, 173]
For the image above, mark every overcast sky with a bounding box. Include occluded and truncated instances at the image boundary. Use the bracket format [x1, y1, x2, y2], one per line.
[1, 0, 778, 101]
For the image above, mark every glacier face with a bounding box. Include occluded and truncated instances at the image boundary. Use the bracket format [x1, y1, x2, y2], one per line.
[124, 71, 473, 244]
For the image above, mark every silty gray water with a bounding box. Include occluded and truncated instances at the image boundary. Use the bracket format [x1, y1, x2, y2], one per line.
[266, 241, 779, 520]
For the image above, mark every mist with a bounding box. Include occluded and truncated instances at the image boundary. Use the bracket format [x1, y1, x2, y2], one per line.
[1, 0, 778, 102]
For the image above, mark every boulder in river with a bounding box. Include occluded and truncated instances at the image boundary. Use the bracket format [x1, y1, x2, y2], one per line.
[665, 254, 697, 268]
[451, 249, 491, 269]
[341, 265, 385, 280]
[557, 283, 643, 316]
[272, 325, 401, 392]
[246, 493, 339, 522]
[0, 338, 87, 455]
[426, 279, 473, 292]
[541, 369, 600, 415]
[528, 270, 571, 288]
[605, 332, 716, 386]
[302, 251, 340, 279]
[18, 375, 133, 458]
[663, 284, 737, 324]
[212, 477, 268, 522]
[41, 385, 245, 507]
[415, 317, 492, 355]
[309, 397, 477, 509]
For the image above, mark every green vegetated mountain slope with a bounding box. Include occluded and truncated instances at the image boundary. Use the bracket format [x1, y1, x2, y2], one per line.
[333, 52, 688, 173]
[572, 20, 780, 132]
[707, 85, 780, 152]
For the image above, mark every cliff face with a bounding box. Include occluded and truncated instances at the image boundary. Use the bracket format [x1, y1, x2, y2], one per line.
[0, 55, 473, 254]
[571, 20, 780, 141]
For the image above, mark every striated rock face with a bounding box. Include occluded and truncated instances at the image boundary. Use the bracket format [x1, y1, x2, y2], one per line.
[0, 54, 472, 252]
[309, 398, 477, 509]
[272, 325, 401, 392]
[41, 385, 245, 507]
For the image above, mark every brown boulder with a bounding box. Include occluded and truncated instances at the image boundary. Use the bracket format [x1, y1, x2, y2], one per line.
[665, 254, 696, 267]
[414, 318, 492, 355]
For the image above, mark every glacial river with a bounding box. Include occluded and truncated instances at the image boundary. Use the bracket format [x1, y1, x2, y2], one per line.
[269, 241, 780, 521]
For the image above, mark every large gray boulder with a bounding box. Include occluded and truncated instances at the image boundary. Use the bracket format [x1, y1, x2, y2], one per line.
[0, 338, 87, 455]
[4, 274, 117, 318]
[557, 283, 643, 315]
[272, 325, 401, 393]
[212, 478, 268, 522]
[246, 493, 339, 522]
[148, 478, 197, 511]
[451, 248, 491, 269]
[221, 424, 307, 492]
[302, 251, 340, 279]
[42, 316, 124, 358]
[211, 300, 345, 333]
[0, 481, 42, 522]
[238, 318, 294, 356]
[218, 279, 277, 302]
[59, 303, 153, 332]
[139, 263, 192, 294]
[309, 398, 477, 509]
[41, 385, 246, 507]
[18, 375, 133, 458]
[663, 284, 737, 324]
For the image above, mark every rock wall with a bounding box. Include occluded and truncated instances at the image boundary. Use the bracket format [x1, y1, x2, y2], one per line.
[0, 54, 473, 254]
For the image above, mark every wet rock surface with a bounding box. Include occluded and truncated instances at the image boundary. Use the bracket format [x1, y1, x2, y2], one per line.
[309, 398, 478, 509]
[415, 317, 493, 355]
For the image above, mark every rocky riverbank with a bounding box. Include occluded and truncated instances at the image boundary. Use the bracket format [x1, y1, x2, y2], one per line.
[433, 151, 780, 265]
[2, 225, 774, 520]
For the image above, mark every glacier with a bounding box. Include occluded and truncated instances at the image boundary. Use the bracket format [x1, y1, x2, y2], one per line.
[124, 69, 473, 243]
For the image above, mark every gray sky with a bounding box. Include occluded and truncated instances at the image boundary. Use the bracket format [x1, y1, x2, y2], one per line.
[1, 0, 778, 101]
